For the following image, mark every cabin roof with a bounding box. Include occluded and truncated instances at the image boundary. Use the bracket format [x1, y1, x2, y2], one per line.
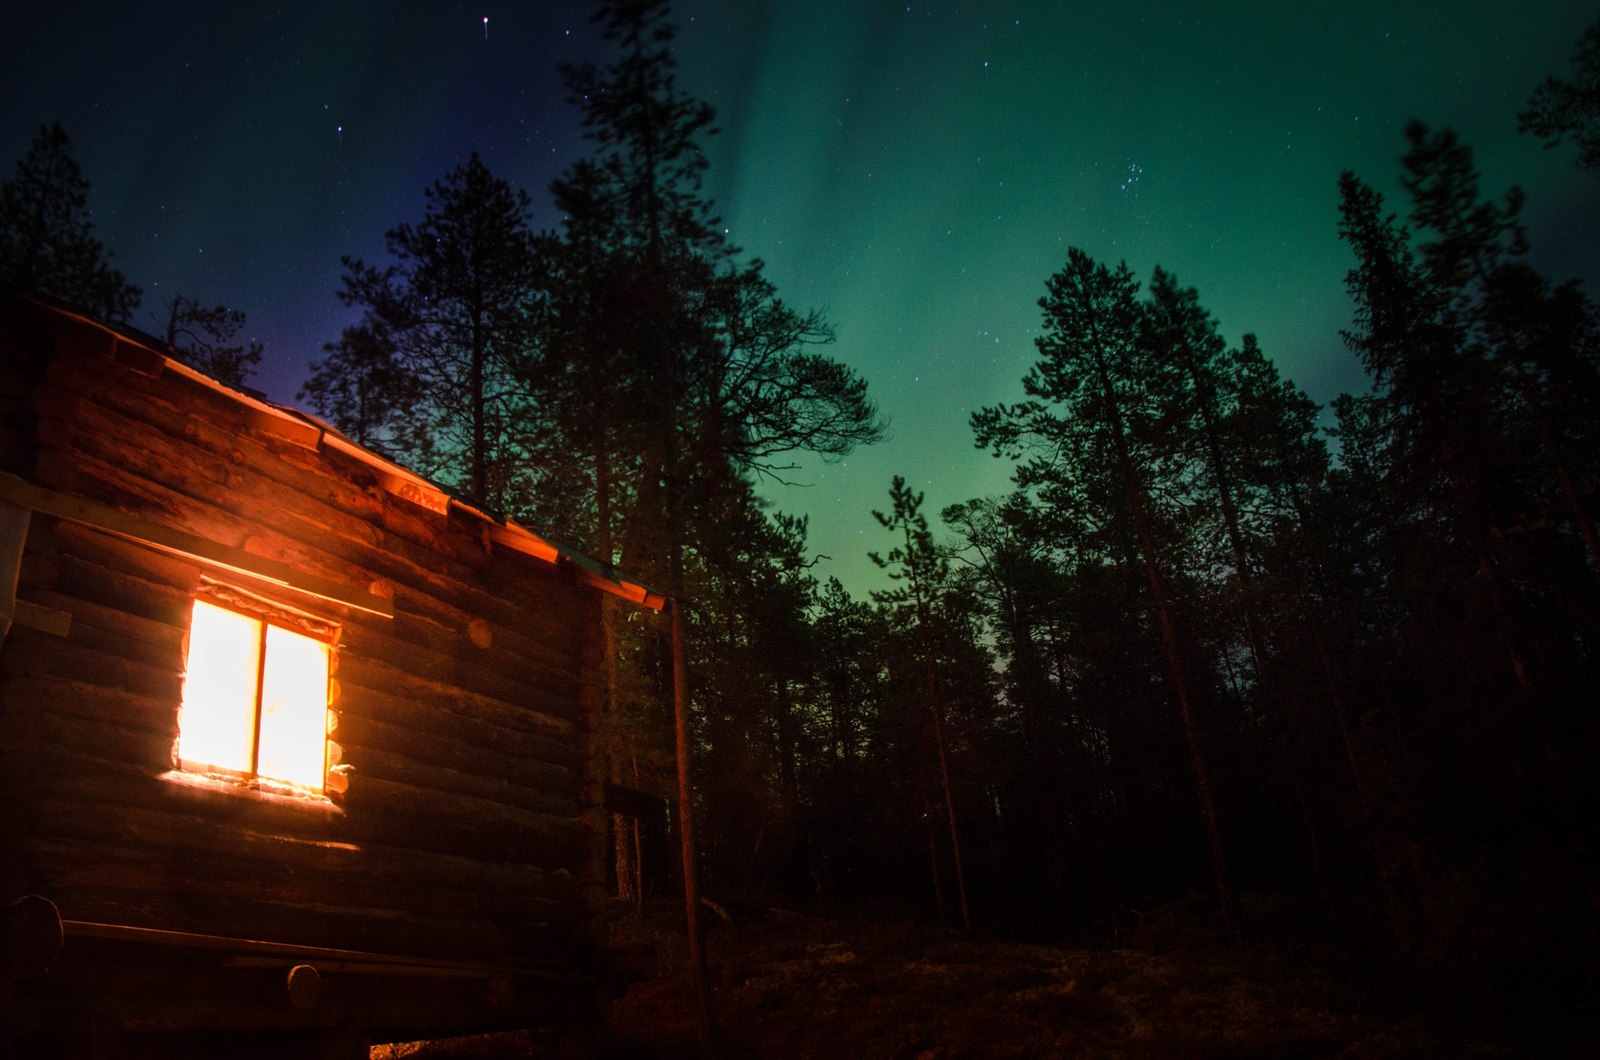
[7, 292, 665, 610]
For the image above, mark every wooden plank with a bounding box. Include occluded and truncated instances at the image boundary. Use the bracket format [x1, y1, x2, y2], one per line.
[32, 794, 588, 909]
[14, 941, 597, 1039]
[26, 586, 186, 656]
[30, 835, 581, 930]
[345, 623, 581, 725]
[39, 885, 587, 965]
[39, 394, 386, 562]
[339, 743, 578, 822]
[335, 709, 582, 794]
[20, 674, 178, 748]
[37, 708, 177, 775]
[337, 651, 578, 741]
[40, 371, 594, 650]
[27, 758, 586, 898]
[389, 606, 584, 697]
[340, 773, 586, 859]
[0, 471, 392, 618]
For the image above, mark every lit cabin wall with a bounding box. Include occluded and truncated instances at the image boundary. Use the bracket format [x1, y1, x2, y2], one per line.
[0, 298, 610, 1041]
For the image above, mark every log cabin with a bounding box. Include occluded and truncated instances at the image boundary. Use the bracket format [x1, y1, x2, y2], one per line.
[0, 292, 663, 1058]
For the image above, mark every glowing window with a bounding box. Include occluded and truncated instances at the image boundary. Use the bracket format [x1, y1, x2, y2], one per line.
[179, 598, 331, 791]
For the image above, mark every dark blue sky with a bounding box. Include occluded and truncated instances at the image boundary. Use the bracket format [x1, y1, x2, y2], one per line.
[4, 2, 1596, 593]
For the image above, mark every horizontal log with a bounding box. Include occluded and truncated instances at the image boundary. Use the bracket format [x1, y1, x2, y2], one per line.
[340, 742, 577, 822]
[42, 357, 389, 517]
[20, 755, 588, 881]
[382, 550, 592, 664]
[28, 758, 590, 894]
[389, 607, 582, 701]
[35, 705, 177, 775]
[337, 651, 579, 742]
[16, 674, 177, 751]
[25, 586, 186, 658]
[35, 381, 605, 642]
[39, 885, 588, 967]
[28, 533, 594, 780]
[0, 622, 54, 681]
[335, 709, 581, 796]
[37, 391, 595, 645]
[40, 513, 596, 754]
[52, 517, 209, 588]
[34, 436, 596, 671]
[46, 392, 380, 544]
[342, 625, 580, 730]
[340, 773, 586, 863]
[29, 834, 581, 933]
[40, 523, 203, 604]
[12, 942, 598, 1038]
[34, 444, 381, 602]
[341, 800, 585, 875]
[42, 625, 182, 702]
[45, 344, 626, 632]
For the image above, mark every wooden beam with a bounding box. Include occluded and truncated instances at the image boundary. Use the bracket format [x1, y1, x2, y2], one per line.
[0, 473, 393, 619]
[60, 920, 584, 981]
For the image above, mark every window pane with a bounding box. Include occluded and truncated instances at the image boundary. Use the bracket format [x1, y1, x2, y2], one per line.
[179, 600, 262, 773]
[257, 624, 330, 790]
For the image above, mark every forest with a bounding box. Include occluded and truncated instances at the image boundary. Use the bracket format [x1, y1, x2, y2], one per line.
[4, 0, 1598, 1050]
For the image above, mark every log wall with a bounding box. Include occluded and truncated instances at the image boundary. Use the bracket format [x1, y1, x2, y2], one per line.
[0, 296, 617, 1043]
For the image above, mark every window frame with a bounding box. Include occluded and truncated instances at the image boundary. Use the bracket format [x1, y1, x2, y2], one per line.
[177, 582, 339, 795]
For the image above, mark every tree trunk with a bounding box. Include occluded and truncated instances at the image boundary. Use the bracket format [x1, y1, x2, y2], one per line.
[1092, 345, 1242, 943]
[928, 685, 971, 935]
[922, 793, 947, 925]
[904, 523, 971, 936]
[670, 597, 712, 1046]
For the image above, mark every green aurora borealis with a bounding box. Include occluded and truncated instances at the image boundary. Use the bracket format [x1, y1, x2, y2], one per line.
[4, 1, 1596, 593]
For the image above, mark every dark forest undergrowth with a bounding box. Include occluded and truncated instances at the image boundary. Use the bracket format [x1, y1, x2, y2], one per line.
[377, 898, 1590, 1059]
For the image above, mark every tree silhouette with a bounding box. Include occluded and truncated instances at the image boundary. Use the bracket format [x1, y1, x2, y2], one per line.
[318, 153, 542, 511]
[160, 295, 263, 389]
[871, 475, 972, 934]
[299, 322, 424, 459]
[1520, 17, 1600, 173]
[547, 0, 884, 1039]
[0, 122, 139, 323]
[974, 249, 1241, 942]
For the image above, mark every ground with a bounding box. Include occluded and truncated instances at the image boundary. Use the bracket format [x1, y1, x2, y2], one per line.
[373, 900, 1566, 1058]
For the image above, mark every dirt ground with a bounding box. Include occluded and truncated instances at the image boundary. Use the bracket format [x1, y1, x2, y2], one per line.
[376, 902, 1568, 1059]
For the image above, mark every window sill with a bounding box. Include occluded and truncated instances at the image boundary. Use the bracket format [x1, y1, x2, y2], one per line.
[158, 768, 344, 817]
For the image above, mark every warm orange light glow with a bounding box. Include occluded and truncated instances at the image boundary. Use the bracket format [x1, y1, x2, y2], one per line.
[258, 625, 330, 788]
[179, 598, 330, 791]
[179, 600, 262, 775]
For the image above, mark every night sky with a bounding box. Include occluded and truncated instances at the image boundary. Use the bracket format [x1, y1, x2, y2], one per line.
[4, 2, 1596, 594]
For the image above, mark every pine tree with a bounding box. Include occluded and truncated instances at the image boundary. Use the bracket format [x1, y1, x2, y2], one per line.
[548, 1, 884, 1036]
[0, 122, 140, 323]
[871, 475, 973, 933]
[161, 295, 263, 389]
[974, 249, 1241, 941]
[1520, 17, 1600, 173]
[299, 323, 424, 459]
[321, 153, 542, 512]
